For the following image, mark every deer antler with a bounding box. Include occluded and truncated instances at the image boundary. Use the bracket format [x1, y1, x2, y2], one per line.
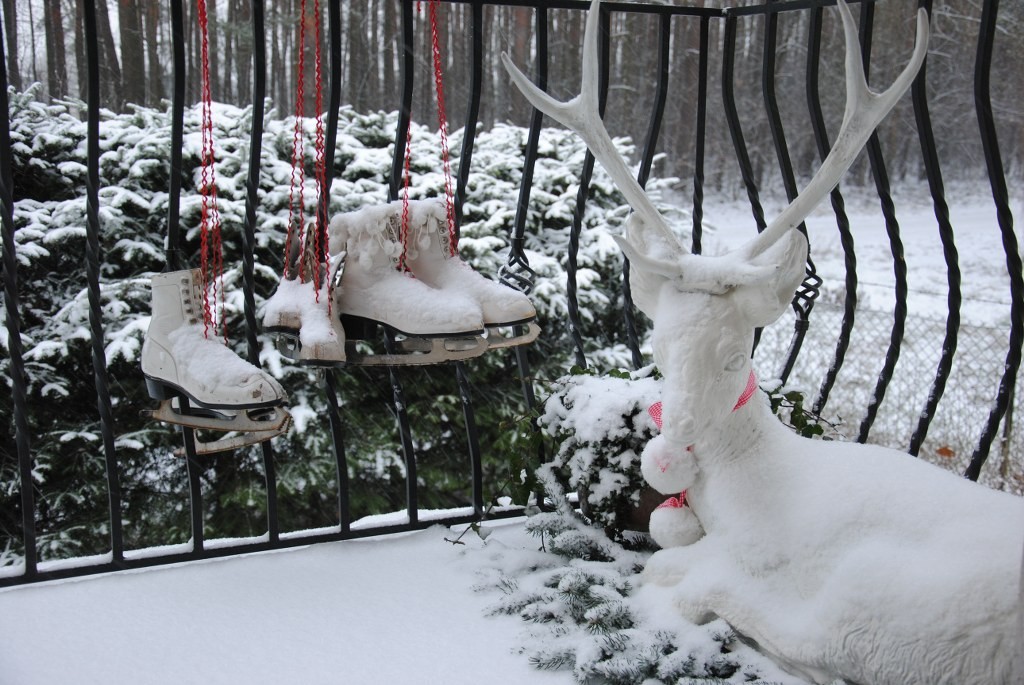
[503, 0, 929, 296]
[500, 0, 680, 255]
[740, 0, 929, 262]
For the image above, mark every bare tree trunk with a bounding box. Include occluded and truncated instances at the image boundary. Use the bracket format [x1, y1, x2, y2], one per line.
[74, 0, 87, 101]
[144, 2, 164, 104]
[207, 0, 220, 100]
[300, 0, 317, 115]
[1, 0, 22, 90]
[369, 0, 380, 109]
[43, 0, 69, 99]
[347, 0, 369, 112]
[28, 0, 40, 83]
[118, 0, 145, 107]
[94, 0, 123, 106]
[234, 0, 252, 105]
[223, 0, 236, 103]
[270, 5, 284, 109]
[383, 0, 397, 113]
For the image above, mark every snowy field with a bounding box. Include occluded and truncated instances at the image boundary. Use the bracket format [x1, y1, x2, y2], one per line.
[1, 185, 1020, 684]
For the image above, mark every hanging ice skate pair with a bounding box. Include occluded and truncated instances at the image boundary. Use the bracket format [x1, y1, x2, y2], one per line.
[263, 0, 538, 367]
[265, 198, 540, 367]
[141, 1, 289, 455]
[328, 198, 539, 366]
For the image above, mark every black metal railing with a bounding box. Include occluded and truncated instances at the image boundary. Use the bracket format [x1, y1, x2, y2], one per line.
[1, 0, 1019, 586]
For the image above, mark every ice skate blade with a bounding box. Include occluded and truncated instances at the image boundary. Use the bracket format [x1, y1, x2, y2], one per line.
[343, 334, 489, 367]
[143, 400, 291, 433]
[272, 332, 346, 367]
[340, 314, 485, 341]
[181, 414, 292, 456]
[484, 321, 541, 349]
[144, 375, 286, 411]
[144, 400, 292, 455]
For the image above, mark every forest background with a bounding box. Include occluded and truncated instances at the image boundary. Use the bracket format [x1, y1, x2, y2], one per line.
[3, 0, 1021, 185]
[1, 0, 1021, 565]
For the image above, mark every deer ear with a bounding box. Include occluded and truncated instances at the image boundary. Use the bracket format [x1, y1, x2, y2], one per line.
[734, 230, 808, 328]
[614, 214, 683, 319]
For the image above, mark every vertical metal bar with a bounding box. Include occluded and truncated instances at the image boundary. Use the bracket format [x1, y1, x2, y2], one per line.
[566, 6, 611, 370]
[508, 4, 548, 506]
[168, 0, 205, 553]
[390, 0, 415, 202]
[801, 3, 850, 417]
[721, 13, 769, 354]
[166, 0, 187, 273]
[621, 11, 671, 370]
[966, 0, 1021, 480]
[907, 0, 960, 458]
[241, 0, 279, 543]
[325, 372, 351, 531]
[502, 2, 545, 313]
[82, 0, 123, 565]
[509, 5, 546, 254]
[451, 1, 485, 518]
[721, 14, 767, 235]
[181, 411, 205, 553]
[635, 14, 670, 191]
[322, 0, 351, 531]
[0, 2, 36, 578]
[760, 4, 820, 387]
[690, 16, 710, 256]
[387, 0, 419, 526]
[855, 0, 909, 444]
[456, 364, 484, 516]
[454, 0, 484, 230]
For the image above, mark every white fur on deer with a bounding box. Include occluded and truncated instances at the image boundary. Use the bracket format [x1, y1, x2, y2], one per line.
[505, 1, 1024, 683]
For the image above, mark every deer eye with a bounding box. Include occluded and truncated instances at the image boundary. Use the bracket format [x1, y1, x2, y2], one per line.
[724, 353, 747, 372]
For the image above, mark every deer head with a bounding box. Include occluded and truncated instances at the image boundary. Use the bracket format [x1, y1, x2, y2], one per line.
[504, 0, 928, 447]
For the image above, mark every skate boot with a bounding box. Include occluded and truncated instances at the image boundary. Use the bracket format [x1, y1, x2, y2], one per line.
[141, 268, 291, 454]
[328, 204, 488, 366]
[402, 198, 539, 349]
[262, 230, 346, 366]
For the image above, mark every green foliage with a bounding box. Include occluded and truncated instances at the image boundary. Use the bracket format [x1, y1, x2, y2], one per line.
[536, 366, 661, 540]
[764, 383, 836, 440]
[1, 91, 680, 564]
[480, 508, 769, 684]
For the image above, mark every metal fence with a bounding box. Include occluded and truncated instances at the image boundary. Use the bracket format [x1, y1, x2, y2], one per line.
[1, 0, 1020, 586]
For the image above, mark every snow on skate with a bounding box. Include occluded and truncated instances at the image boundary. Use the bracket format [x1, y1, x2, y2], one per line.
[141, 268, 290, 454]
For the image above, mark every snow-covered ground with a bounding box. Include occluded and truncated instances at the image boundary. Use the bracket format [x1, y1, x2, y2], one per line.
[698, 182, 1021, 328]
[0, 523, 566, 685]
[1, 185, 1020, 684]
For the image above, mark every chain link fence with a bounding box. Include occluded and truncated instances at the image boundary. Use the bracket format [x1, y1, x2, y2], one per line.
[755, 304, 1022, 495]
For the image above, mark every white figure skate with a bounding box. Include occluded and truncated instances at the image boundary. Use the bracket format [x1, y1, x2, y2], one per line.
[328, 204, 488, 366]
[262, 228, 346, 366]
[141, 268, 291, 454]
[402, 198, 540, 349]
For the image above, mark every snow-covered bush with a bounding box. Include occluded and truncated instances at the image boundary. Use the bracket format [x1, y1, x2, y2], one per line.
[475, 509, 803, 684]
[537, 366, 661, 538]
[1, 87, 681, 562]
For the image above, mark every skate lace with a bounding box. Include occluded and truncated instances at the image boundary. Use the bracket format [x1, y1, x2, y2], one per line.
[197, 0, 225, 342]
[399, 1, 457, 269]
[285, 0, 330, 314]
[428, 0, 457, 257]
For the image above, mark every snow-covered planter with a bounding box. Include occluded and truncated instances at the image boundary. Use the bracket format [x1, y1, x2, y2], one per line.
[537, 366, 662, 538]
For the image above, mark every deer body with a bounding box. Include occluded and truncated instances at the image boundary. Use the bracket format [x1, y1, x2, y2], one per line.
[504, 0, 1024, 681]
[641, 264, 1024, 685]
[642, 390, 1023, 685]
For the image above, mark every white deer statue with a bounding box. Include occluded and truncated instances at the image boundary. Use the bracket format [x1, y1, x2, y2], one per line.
[504, 1, 1024, 683]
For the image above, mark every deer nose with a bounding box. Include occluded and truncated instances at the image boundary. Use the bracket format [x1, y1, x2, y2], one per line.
[667, 416, 698, 448]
